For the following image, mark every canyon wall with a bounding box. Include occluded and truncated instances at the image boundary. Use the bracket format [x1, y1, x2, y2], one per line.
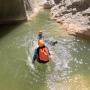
[0, 0, 45, 23]
[51, 0, 90, 38]
[0, 0, 27, 23]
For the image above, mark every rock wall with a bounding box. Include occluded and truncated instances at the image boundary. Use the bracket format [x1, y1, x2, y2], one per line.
[0, 0, 44, 23]
[54, 0, 61, 4]
[0, 0, 27, 23]
[43, 0, 55, 9]
[51, 0, 90, 38]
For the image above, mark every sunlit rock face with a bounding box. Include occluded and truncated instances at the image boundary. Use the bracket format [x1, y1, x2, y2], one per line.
[51, 0, 90, 38]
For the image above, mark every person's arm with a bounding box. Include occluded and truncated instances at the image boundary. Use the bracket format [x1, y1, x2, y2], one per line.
[46, 46, 50, 55]
[32, 48, 38, 64]
[46, 46, 52, 59]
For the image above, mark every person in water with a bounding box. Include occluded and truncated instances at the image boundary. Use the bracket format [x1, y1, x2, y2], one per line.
[38, 31, 58, 46]
[37, 31, 44, 40]
[32, 31, 49, 64]
[32, 39, 50, 64]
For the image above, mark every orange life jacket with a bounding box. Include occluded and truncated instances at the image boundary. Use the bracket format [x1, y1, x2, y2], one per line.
[39, 47, 49, 61]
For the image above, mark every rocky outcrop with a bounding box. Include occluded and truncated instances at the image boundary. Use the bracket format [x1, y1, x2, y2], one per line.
[51, 0, 90, 38]
[53, 0, 61, 4]
[43, 0, 55, 9]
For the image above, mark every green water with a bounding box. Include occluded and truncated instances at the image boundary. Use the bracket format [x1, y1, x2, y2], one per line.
[0, 10, 90, 90]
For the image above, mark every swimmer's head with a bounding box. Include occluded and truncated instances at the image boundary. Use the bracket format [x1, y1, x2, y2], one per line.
[38, 39, 45, 47]
[37, 31, 43, 35]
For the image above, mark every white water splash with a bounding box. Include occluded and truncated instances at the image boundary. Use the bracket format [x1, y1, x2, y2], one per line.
[27, 54, 35, 70]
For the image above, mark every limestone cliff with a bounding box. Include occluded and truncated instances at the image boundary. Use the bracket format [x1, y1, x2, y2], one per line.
[51, 0, 90, 38]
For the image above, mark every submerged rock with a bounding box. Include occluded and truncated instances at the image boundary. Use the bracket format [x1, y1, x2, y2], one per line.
[51, 0, 90, 38]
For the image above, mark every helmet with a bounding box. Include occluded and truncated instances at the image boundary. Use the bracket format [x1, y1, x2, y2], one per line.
[38, 39, 45, 47]
[38, 31, 42, 35]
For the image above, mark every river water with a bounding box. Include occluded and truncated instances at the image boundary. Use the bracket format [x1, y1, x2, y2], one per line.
[0, 10, 90, 90]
